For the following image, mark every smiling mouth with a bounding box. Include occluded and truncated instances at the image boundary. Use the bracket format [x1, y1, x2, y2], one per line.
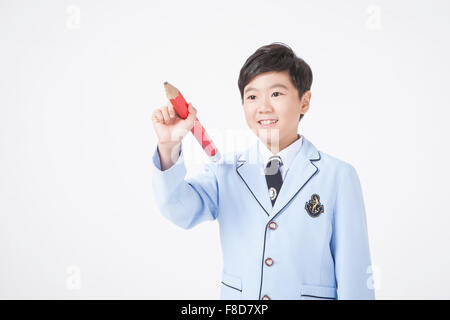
[258, 119, 278, 127]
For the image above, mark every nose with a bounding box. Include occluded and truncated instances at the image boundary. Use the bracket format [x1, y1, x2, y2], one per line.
[257, 95, 274, 113]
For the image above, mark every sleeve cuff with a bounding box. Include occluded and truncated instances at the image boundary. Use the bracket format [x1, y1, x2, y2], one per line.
[152, 143, 187, 195]
[152, 143, 184, 170]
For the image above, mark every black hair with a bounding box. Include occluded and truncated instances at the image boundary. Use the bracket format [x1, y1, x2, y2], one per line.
[238, 42, 313, 122]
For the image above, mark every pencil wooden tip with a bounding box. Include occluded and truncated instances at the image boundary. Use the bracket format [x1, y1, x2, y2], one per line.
[163, 81, 179, 99]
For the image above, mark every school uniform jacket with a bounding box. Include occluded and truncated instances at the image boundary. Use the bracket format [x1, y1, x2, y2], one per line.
[151, 135, 375, 300]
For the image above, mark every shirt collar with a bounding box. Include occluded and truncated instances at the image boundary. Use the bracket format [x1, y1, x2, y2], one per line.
[258, 134, 303, 171]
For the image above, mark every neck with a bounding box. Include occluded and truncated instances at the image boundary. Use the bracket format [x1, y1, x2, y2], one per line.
[265, 133, 300, 154]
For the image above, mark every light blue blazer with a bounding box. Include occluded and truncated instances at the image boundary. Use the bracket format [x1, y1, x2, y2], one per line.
[152, 135, 375, 300]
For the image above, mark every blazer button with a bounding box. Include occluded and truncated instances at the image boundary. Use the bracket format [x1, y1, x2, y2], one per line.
[261, 295, 270, 300]
[268, 221, 277, 230]
[265, 257, 274, 266]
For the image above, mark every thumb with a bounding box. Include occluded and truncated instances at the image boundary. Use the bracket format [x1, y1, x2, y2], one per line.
[186, 102, 197, 121]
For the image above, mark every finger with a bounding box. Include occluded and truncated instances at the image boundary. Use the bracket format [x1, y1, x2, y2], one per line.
[152, 109, 164, 123]
[161, 106, 171, 123]
[185, 103, 198, 129]
[187, 102, 197, 117]
[168, 102, 176, 118]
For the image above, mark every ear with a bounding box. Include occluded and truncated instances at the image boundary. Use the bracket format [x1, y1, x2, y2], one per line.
[300, 91, 311, 114]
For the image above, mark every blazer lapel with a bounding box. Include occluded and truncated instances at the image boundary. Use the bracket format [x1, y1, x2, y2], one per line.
[235, 136, 321, 219]
[270, 136, 321, 219]
[236, 141, 273, 216]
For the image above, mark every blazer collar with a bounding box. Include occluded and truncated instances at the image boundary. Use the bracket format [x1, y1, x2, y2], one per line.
[236, 135, 321, 219]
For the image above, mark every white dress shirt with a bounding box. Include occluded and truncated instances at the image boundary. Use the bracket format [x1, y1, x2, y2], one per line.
[257, 134, 303, 182]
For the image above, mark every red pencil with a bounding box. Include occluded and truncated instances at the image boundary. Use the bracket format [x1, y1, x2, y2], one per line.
[164, 81, 221, 162]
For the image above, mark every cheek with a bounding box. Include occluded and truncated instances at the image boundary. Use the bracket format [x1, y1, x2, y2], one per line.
[277, 99, 299, 119]
[243, 107, 256, 123]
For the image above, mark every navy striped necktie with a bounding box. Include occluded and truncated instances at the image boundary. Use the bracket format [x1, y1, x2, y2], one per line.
[264, 156, 283, 206]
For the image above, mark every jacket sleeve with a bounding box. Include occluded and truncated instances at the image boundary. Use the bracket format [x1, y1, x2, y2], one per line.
[151, 143, 219, 229]
[330, 163, 375, 300]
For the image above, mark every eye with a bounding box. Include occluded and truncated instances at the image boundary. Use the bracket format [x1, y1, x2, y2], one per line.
[247, 95, 256, 100]
[272, 92, 283, 97]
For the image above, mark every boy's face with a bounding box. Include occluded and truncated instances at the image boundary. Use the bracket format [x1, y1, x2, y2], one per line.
[242, 71, 311, 153]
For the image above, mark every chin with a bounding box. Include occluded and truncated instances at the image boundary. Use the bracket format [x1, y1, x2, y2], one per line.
[256, 130, 281, 145]
[256, 127, 280, 136]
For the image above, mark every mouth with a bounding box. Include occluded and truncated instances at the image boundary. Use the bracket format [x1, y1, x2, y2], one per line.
[258, 119, 278, 128]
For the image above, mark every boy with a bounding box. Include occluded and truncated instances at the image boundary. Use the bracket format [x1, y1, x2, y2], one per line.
[151, 43, 374, 300]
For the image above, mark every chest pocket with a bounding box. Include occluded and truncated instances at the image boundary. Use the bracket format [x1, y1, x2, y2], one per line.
[300, 284, 337, 300]
[220, 271, 242, 299]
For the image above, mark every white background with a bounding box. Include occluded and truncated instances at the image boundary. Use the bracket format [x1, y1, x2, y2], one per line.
[1, 0, 449, 299]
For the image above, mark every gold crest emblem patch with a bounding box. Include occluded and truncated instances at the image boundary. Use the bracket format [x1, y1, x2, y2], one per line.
[305, 194, 324, 218]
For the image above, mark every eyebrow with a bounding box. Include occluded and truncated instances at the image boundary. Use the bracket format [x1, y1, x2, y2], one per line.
[244, 83, 289, 95]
